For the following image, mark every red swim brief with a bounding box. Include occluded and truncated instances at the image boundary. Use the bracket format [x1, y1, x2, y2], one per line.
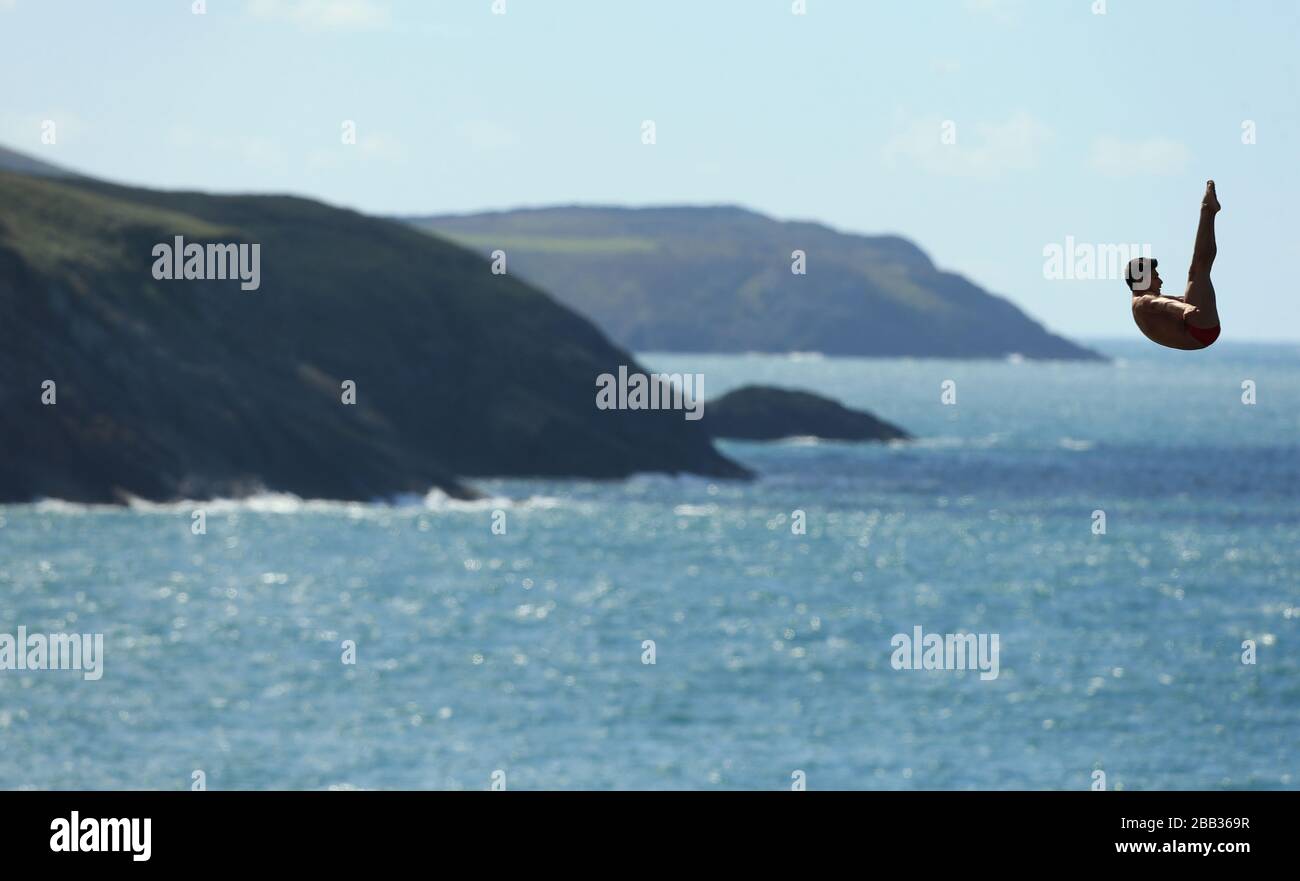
[1186, 322, 1221, 347]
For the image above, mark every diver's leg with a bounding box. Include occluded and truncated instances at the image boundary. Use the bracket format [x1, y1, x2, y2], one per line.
[1184, 180, 1220, 328]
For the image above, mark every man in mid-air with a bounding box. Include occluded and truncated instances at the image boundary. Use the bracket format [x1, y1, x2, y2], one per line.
[1127, 180, 1222, 350]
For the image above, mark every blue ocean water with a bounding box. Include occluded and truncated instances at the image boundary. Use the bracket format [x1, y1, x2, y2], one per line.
[2, 340, 1297, 790]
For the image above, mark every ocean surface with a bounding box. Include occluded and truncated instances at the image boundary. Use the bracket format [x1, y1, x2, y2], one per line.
[2, 340, 1298, 790]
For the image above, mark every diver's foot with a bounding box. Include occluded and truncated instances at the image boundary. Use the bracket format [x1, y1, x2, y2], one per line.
[1203, 179, 1221, 213]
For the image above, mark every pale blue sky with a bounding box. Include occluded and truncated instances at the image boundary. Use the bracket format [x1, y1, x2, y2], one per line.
[3, 0, 1297, 340]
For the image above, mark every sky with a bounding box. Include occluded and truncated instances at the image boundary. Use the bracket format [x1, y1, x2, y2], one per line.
[2, 0, 1298, 342]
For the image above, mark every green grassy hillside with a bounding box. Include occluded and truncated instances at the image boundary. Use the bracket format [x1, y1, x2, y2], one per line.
[409, 206, 1101, 361]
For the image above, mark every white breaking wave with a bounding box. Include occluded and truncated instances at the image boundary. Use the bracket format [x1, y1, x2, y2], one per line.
[416, 489, 563, 512]
[128, 493, 346, 514]
[672, 503, 719, 517]
[15, 489, 565, 516]
[28, 498, 124, 514]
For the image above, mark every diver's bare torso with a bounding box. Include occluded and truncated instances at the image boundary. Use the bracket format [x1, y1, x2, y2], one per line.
[1131, 295, 1202, 350]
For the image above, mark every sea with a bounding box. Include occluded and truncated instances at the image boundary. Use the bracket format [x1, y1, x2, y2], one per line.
[2, 340, 1297, 790]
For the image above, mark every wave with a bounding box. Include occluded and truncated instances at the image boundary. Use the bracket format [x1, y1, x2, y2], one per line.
[15, 489, 566, 516]
[672, 503, 719, 517]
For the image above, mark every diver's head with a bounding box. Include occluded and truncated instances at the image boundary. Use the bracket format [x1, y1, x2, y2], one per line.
[1125, 257, 1161, 295]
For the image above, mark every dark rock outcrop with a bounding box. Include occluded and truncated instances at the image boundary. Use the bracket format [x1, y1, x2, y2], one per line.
[0, 162, 747, 504]
[705, 385, 909, 442]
